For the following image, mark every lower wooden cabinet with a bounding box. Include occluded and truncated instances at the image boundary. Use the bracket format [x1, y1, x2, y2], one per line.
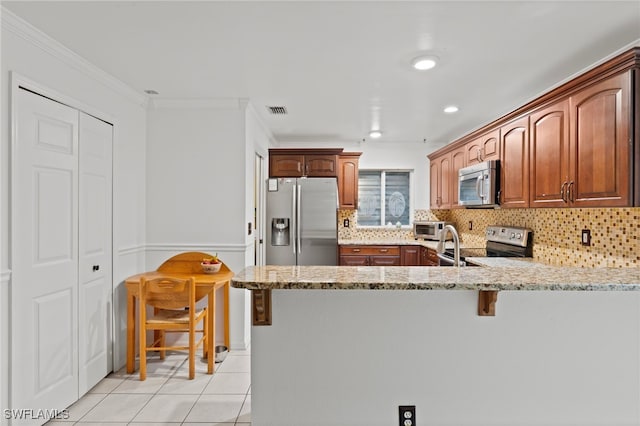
[400, 246, 421, 266]
[420, 246, 439, 266]
[339, 245, 437, 266]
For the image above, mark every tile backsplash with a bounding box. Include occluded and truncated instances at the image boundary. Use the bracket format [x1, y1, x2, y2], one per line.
[339, 208, 640, 268]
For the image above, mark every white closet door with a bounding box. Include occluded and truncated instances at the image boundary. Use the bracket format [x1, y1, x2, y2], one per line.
[12, 88, 79, 421]
[78, 112, 112, 394]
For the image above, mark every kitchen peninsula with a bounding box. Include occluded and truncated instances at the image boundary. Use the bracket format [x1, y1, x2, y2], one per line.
[233, 265, 640, 426]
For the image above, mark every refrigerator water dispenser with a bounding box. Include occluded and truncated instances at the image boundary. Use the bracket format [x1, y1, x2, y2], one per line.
[271, 218, 290, 246]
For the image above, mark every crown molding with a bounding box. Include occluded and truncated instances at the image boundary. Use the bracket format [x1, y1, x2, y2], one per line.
[150, 98, 251, 110]
[1, 7, 148, 107]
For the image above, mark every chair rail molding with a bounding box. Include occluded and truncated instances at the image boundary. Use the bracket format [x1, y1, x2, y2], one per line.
[145, 243, 251, 253]
[117, 244, 147, 256]
[1, 270, 10, 285]
[1, 7, 147, 107]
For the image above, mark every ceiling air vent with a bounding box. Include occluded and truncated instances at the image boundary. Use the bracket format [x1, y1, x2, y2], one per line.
[267, 106, 288, 115]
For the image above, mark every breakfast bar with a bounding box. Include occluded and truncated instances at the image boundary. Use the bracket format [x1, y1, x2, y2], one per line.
[233, 265, 640, 426]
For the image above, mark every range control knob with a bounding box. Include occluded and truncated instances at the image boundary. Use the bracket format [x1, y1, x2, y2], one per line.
[516, 233, 522, 239]
[487, 229, 496, 236]
[510, 232, 516, 239]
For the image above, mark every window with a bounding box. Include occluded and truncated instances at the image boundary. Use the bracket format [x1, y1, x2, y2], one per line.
[357, 170, 412, 226]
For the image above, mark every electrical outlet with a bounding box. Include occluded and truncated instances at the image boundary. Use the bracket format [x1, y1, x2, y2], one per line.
[343, 218, 350, 228]
[468, 221, 473, 230]
[581, 229, 591, 246]
[399, 405, 415, 426]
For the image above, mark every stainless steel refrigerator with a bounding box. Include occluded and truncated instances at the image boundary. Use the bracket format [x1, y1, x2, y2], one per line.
[266, 177, 338, 265]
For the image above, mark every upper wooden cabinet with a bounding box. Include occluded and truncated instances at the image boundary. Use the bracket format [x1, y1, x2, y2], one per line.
[530, 99, 570, 208]
[500, 116, 530, 208]
[450, 145, 466, 208]
[269, 148, 362, 210]
[338, 152, 361, 209]
[430, 145, 466, 210]
[531, 73, 632, 207]
[269, 148, 342, 177]
[430, 153, 451, 209]
[427, 47, 639, 209]
[467, 129, 500, 165]
[569, 72, 632, 207]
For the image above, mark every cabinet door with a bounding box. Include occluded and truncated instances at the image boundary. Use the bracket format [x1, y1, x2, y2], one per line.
[338, 155, 359, 209]
[370, 255, 401, 266]
[419, 246, 438, 266]
[481, 129, 500, 162]
[305, 155, 337, 177]
[400, 246, 421, 266]
[339, 255, 369, 266]
[467, 129, 499, 165]
[569, 72, 631, 207]
[530, 99, 570, 207]
[270, 154, 304, 177]
[450, 146, 466, 208]
[430, 154, 451, 209]
[500, 117, 530, 208]
[429, 159, 441, 208]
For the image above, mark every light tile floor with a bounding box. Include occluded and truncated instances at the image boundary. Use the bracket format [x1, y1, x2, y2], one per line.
[47, 348, 251, 426]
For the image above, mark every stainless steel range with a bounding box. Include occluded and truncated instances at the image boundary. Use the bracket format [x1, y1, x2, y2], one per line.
[438, 225, 533, 266]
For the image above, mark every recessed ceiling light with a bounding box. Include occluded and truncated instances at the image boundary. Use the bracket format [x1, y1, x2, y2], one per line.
[444, 105, 459, 113]
[144, 89, 159, 95]
[411, 55, 438, 71]
[369, 130, 382, 139]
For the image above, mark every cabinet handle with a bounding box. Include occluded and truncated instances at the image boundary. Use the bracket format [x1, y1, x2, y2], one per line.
[379, 249, 388, 253]
[92, 265, 100, 271]
[568, 181, 575, 202]
[560, 182, 568, 203]
[476, 149, 481, 162]
[352, 248, 361, 253]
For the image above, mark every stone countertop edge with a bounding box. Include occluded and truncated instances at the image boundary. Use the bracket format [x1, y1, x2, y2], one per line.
[339, 239, 447, 248]
[231, 265, 640, 291]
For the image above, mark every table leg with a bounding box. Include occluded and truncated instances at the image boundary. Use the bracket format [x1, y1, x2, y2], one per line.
[224, 281, 230, 349]
[127, 292, 136, 374]
[208, 288, 215, 374]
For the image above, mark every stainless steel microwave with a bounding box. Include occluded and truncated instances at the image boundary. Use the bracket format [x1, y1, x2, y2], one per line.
[413, 221, 452, 241]
[458, 160, 499, 207]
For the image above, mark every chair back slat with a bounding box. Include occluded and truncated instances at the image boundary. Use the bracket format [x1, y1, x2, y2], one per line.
[140, 276, 194, 310]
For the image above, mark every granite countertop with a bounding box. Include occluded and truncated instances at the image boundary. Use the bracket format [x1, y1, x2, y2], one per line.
[339, 239, 461, 250]
[464, 257, 546, 267]
[231, 265, 640, 291]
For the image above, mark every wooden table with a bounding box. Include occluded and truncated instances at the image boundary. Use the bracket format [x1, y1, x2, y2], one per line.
[125, 252, 233, 374]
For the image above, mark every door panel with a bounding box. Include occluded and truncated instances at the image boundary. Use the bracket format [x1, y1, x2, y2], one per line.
[298, 178, 338, 265]
[570, 72, 630, 206]
[266, 178, 296, 265]
[78, 112, 113, 394]
[13, 88, 80, 420]
[500, 117, 530, 208]
[530, 100, 570, 207]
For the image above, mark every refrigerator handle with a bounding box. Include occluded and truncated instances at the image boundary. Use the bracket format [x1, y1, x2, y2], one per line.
[292, 184, 297, 255]
[297, 183, 302, 254]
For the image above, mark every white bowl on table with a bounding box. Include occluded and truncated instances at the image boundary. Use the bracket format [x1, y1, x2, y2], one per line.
[201, 262, 222, 274]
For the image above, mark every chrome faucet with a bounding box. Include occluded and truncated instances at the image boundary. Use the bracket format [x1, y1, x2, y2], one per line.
[437, 224, 461, 266]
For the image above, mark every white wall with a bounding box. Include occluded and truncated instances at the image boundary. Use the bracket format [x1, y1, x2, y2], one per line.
[1, 8, 147, 416]
[146, 100, 272, 350]
[253, 290, 640, 426]
[276, 140, 435, 209]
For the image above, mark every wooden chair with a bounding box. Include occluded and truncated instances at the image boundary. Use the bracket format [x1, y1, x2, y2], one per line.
[138, 275, 207, 380]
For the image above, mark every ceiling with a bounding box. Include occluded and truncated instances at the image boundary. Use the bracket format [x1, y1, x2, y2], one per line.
[4, 1, 640, 151]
